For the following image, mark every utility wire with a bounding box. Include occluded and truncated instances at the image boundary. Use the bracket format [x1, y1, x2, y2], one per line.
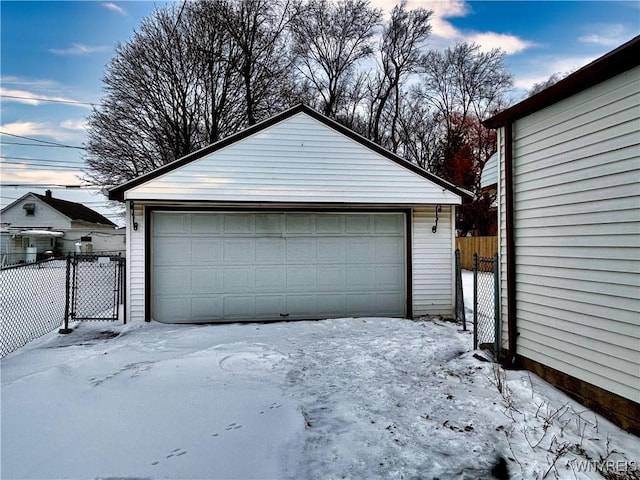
[1, 155, 85, 164]
[0, 94, 96, 107]
[0, 141, 85, 150]
[0, 131, 84, 149]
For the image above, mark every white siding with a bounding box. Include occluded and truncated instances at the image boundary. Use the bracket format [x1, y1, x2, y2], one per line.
[412, 206, 455, 317]
[126, 202, 146, 323]
[509, 67, 640, 401]
[497, 129, 509, 352]
[125, 113, 460, 206]
[1, 194, 71, 230]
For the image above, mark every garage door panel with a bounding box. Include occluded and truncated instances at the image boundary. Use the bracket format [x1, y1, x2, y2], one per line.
[224, 239, 255, 263]
[375, 215, 403, 234]
[223, 296, 255, 318]
[192, 296, 222, 320]
[316, 215, 343, 234]
[317, 266, 346, 291]
[347, 266, 375, 289]
[155, 267, 192, 294]
[192, 238, 223, 263]
[317, 238, 345, 263]
[255, 267, 286, 291]
[192, 268, 222, 293]
[224, 214, 253, 234]
[347, 293, 376, 315]
[346, 215, 372, 234]
[155, 296, 191, 321]
[255, 295, 285, 318]
[287, 295, 317, 316]
[287, 267, 316, 291]
[155, 213, 188, 234]
[255, 214, 282, 234]
[317, 294, 347, 316]
[375, 266, 404, 289]
[376, 294, 405, 315]
[345, 238, 375, 262]
[256, 239, 284, 263]
[192, 214, 222, 234]
[224, 268, 254, 292]
[155, 238, 191, 265]
[286, 214, 314, 234]
[286, 238, 315, 262]
[375, 237, 404, 263]
[153, 212, 405, 322]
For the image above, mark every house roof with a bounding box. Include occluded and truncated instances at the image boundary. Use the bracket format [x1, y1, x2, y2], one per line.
[1, 192, 116, 227]
[483, 34, 640, 129]
[109, 104, 470, 202]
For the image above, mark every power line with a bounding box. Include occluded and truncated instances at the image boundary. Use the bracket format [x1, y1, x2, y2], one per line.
[1, 161, 83, 170]
[0, 94, 96, 107]
[1, 155, 85, 164]
[0, 141, 85, 150]
[0, 131, 84, 149]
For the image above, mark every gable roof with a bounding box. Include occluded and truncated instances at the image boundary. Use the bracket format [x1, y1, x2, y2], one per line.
[2, 192, 116, 227]
[483, 34, 640, 129]
[109, 104, 468, 203]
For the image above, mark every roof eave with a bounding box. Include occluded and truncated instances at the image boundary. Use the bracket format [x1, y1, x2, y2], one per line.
[483, 35, 640, 129]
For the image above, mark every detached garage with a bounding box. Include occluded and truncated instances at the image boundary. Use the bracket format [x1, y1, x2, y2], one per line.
[109, 105, 464, 324]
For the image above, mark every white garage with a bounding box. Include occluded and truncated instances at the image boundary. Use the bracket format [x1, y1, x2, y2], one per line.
[109, 105, 465, 324]
[152, 211, 406, 322]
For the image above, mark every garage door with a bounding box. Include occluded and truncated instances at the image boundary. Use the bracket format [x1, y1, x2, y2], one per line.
[152, 212, 406, 322]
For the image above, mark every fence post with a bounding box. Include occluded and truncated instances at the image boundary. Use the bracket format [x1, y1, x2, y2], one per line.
[455, 249, 466, 331]
[59, 253, 73, 334]
[493, 253, 500, 360]
[473, 253, 478, 350]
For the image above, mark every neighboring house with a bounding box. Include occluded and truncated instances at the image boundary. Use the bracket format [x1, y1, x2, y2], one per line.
[483, 35, 639, 433]
[109, 105, 467, 325]
[479, 152, 497, 196]
[1, 190, 124, 263]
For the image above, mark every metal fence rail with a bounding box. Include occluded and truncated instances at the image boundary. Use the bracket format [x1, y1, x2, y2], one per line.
[0, 258, 67, 357]
[473, 253, 499, 354]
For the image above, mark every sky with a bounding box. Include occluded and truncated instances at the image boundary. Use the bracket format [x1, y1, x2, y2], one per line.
[1, 1, 639, 224]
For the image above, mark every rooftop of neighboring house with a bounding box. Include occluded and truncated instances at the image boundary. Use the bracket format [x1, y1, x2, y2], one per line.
[2, 190, 116, 228]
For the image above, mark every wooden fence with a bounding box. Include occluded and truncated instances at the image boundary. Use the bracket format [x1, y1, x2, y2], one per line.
[455, 236, 498, 270]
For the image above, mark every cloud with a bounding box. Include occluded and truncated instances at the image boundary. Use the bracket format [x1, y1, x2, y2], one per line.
[467, 32, 535, 55]
[60, 119, 88, 131]
[579, 24, 633, 47]
[102, 2, 127, 16]
[371, 0, 533, 55]
[49, 43, 110, 56]
[0, 121, 82, 142]
[0, 167, 82, 186]
[0, 87, 90, 108]
[513, 54, 601, 91]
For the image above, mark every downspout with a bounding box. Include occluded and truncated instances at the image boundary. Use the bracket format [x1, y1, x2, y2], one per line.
[504, 121, 518, 367]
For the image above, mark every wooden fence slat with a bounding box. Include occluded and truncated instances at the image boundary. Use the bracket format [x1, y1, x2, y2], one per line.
[455, 236, 498, 270]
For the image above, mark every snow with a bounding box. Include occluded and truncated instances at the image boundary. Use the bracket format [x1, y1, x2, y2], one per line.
[1, 273, 638, 479]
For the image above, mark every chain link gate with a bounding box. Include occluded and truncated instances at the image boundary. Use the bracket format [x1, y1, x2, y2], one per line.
[60, 253, 126, 333]
[473, 253, 499, 355]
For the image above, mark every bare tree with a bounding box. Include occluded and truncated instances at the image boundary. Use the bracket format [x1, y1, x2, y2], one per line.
[368, 1, 432, 150]
[85, 4, 206, 187]
[216, 0, 300, 125]
[291, 0, 381, 117]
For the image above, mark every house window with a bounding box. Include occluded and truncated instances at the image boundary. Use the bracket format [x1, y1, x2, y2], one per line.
[23, 203, 35, 216]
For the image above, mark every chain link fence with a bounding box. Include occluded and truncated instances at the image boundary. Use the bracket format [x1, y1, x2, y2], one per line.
[0, 258, 67, 357]
[473, 253, 499, 354]
[1, 253, 126, 358]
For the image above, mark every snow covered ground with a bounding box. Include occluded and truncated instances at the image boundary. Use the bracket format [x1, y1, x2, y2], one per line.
[1, 274, 638, 479]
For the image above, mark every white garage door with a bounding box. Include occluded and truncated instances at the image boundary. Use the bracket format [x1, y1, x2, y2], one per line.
[152, 212, 406, 323]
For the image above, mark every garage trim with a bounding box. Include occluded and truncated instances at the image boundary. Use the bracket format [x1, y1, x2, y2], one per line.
[144, 205, 413, 322]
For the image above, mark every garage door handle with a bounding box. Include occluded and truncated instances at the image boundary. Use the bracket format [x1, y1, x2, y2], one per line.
[280, 313, 290, 317]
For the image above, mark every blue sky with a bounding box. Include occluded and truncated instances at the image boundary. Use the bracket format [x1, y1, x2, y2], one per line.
[1, 1, 639, 223]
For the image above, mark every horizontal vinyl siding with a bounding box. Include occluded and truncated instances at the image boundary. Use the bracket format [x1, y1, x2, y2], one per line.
[497, 129, 509, 352]
[412, 206, 455, 317]
[511, 66, 640, 402]
[127, 202, 146, 323]
[126, 113, 460, 206]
